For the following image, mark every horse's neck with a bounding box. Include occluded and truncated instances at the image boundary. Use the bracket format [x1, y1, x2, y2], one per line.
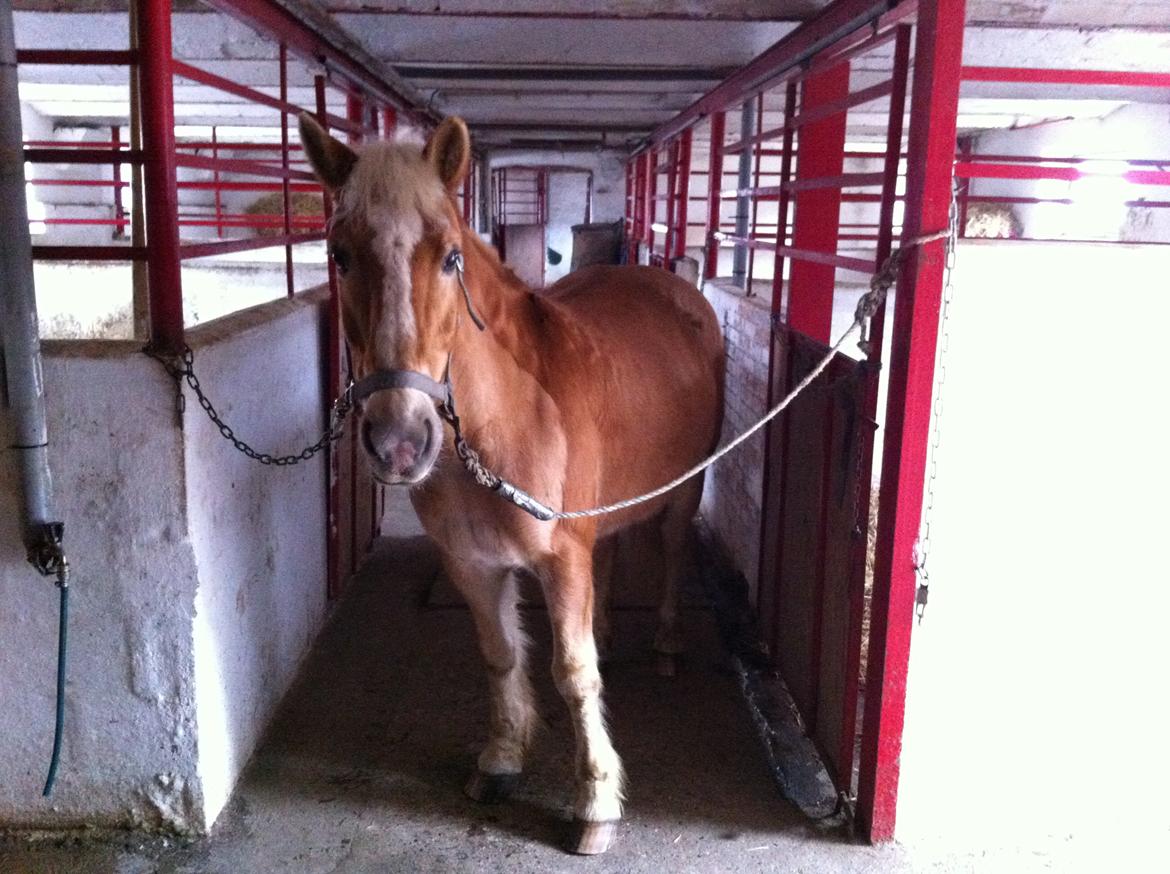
[448, 231, 546, 428]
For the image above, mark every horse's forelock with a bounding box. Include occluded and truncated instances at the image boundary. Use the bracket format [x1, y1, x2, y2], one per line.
[332, 141, 447, 235]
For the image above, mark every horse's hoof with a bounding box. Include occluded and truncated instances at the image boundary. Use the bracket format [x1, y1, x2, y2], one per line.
[655, 652, 678, 678]
[567, 819, 618, 855]
[464, 770, 520, 804]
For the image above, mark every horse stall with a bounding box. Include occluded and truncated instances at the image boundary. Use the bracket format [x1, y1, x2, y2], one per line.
[1, 0, 1167, 871]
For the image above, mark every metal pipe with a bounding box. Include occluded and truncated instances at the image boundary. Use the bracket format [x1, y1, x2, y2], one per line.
[1, 0, 58, 560]
[1, 0, 70, 797]
[732, 98, 754, 288]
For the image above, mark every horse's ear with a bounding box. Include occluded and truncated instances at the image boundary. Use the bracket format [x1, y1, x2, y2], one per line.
[424, 117, 471, 194]
[298, 112, 357, 193]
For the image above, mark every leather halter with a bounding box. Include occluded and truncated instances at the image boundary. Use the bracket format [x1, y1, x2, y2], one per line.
[346, 250, 482, 416]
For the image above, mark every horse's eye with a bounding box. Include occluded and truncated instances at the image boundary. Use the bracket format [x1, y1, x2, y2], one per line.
[330, 245, 351, 275]
[442, 250, 461, 275]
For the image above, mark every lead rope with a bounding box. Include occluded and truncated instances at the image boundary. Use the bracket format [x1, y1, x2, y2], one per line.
[445, 230, 950, 522]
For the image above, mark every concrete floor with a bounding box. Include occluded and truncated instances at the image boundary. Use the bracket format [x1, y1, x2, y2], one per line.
[3, 536, 985, 873]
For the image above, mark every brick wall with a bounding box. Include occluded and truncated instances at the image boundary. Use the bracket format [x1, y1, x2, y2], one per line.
[700, 279, 772, 602]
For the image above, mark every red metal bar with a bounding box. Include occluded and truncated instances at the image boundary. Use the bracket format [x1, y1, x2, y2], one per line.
[837, 19, 912, 798]
[646, 148, 658, 254]
[674, 129, 692, 260]
[962, 65, 1170, 88]
[382, 106, 398, 137]
[775, 244, 872, 274]
[859, 0, 967, 843]
[16, 49, 136, 65]
[139, 0, 184, 351]
[747, 92, 764, 289]
[316, 75, 343, 602]
[175, 153, 317, 182]
[791, 78, 894, 129]
[280, 44, 295, 298]
[664, 139, 679, 259]
[724, 123, 789, 156]
[786, 61, 850, 342]
[704, 111, 726, 279]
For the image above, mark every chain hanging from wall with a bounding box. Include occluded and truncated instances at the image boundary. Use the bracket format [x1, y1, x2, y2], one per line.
[911, 181, 962, 625]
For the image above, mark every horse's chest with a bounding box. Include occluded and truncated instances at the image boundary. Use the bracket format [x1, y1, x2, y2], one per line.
[411, 478, 550, 571]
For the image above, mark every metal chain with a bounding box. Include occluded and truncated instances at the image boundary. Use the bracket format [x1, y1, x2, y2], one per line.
[912, 181, 961, 624]
[147, 345, 353, 466]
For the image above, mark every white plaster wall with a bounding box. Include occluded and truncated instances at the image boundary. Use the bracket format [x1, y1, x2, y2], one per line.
[184, 295, 329, 826]
[896, 241, 1170, 863]
[0, 292, 332, 834]
[0, 346, 204, 831]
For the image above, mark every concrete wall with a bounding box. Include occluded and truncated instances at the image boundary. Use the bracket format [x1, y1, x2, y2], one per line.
[895, 241, 1170, 862]
[0, 292, 331, 833]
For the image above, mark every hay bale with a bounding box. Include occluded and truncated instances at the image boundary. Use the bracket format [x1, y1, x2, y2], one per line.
[242, 191, 324, 237]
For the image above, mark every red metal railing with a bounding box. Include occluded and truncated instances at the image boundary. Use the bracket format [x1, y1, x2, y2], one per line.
[624, 0, 970, 842]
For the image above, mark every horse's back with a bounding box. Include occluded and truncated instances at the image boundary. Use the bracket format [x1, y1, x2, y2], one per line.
[539, 265, 725, 527]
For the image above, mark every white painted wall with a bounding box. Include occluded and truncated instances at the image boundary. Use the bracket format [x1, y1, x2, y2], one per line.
[896, 241, 1170, 864]
[0, 292, 331, 833]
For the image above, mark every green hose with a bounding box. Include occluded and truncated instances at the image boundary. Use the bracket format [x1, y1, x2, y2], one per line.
[42, 582, 67, 796]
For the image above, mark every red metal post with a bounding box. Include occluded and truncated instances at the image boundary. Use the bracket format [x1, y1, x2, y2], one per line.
[786, 61, 850, 342]
[704, 111, 725, 279]
[317, 74, 343, 600]
[664, 139, 679, 260]
[837, 20, 912, 792]
[138, 0, 184, 351]
[858, 0, 967, 843]
[280, 43, 294, 298]
[674, 128, 692, 261]
[646, 148, 658, 256]
[747, 93, 764, 289]
[462, 169, 473, 224]
[346, 92, 364, 145]
[382, 106, 397, 137]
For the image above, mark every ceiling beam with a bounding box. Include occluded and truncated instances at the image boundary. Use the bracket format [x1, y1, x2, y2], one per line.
[321, 1, 825, 21]
[392, 64, 735, 82]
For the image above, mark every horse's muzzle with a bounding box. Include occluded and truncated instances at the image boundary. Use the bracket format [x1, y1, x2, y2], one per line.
[360, 404, 440, 484]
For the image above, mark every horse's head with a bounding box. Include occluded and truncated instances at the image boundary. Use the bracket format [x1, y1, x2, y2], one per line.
[299, 114, 473, 485]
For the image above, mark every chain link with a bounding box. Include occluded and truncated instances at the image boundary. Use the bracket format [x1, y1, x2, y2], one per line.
[912, 181, 961, 624]
[147, 345, 353, 466]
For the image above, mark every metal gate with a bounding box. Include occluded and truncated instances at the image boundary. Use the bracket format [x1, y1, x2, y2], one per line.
[625, 0, 966, 841]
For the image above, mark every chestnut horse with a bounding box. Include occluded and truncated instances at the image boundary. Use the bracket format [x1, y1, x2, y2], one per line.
[300, 114, 724, 854]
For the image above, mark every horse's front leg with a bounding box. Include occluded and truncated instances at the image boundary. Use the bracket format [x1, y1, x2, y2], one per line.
[444, 556, 537, 803]
[538, 541, 624, 855]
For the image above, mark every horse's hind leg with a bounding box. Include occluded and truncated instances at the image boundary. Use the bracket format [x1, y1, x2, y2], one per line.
[538, 541, 624, 854]
[654, 477, 703, 678]
[444, 557, 537, 803]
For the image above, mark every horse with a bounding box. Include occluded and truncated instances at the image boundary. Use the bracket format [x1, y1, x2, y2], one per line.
[299, 114, 725, 855]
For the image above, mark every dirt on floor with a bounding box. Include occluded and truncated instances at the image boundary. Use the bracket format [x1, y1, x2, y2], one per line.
[0, 536, 989, 873]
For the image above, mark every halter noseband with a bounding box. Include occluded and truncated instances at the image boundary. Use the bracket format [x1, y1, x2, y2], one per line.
[347, 250, 483, 415]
